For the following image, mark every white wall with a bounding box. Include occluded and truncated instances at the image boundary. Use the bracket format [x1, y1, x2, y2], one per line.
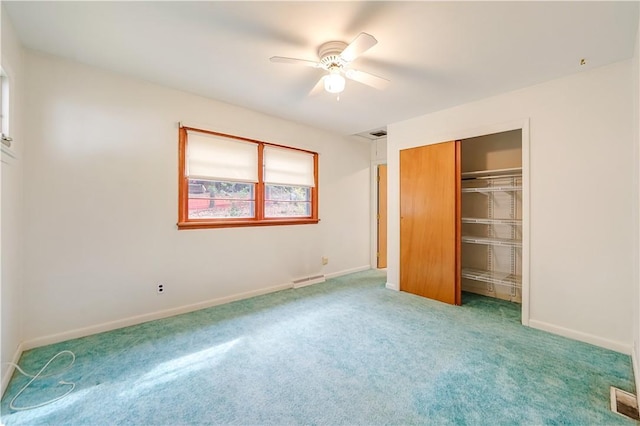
[388, 60, 634, 353]
[22, 51, 371, 346]
[1, 5, 25, 394]
[372, 138, 387, 164]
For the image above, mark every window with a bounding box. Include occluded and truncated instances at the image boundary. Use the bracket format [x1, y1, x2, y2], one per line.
[1, 69, 10, 147]
[263, 146, 314, 218]
[178, 126, 318, 229]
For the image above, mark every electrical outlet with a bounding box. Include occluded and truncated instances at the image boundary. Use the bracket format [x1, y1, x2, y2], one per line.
[322, 256, 329, 265]
[157, 284, 165, 294]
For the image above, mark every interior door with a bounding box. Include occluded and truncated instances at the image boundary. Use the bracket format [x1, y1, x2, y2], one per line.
[377, 164, 388, 268]
[400, 141, 461, 305]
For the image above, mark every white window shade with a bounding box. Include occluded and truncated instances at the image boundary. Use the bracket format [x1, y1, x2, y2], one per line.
[187, 131, 258, 182]
[264, 146, 315, 187]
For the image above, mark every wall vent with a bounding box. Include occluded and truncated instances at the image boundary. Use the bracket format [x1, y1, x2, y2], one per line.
[610, 386, 639, 421]
[292, 274, 325, 289]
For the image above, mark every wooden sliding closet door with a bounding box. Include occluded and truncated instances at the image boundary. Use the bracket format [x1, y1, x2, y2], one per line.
[400, 141, 461, 305]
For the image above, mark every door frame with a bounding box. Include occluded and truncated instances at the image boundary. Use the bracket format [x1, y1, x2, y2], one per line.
[370, 159, 387, 270]
[377, 164, 388, 269]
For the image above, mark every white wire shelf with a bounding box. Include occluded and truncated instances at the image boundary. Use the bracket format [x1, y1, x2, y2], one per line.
[461, 217, 521, 225]
[461, 185, 522, 193]
[461, 167, 522, 180]
[461, 267, 522, 288]
[461, 236, 522, 247]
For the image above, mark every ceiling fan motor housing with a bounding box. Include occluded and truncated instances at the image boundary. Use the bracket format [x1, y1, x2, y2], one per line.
[318, 41, 348, 69]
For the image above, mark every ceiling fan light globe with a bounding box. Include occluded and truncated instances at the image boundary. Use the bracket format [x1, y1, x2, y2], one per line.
[324, 73, 345, 94]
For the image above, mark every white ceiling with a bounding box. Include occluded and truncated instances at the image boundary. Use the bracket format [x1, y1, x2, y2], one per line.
[3, 1, 639, 137]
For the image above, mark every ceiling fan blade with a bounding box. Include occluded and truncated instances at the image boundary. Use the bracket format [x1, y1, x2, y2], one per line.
[270, 56, 321, 68]
[340, 32, 378, 62]
[308, 76, 325, 96]
[345, 69, 390, 90]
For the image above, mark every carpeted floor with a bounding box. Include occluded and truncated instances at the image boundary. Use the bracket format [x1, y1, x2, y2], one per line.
[1, 269, 636, 425]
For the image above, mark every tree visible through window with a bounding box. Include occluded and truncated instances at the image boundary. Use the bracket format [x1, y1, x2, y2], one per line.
[265, 185, 311, 217]
[178, 126, 319, 229]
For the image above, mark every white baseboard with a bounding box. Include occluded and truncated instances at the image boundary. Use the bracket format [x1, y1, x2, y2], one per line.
[325, 265, 371, 279]
[529, 319, 633, 354]
[2, 342, 24, 398]
[22, 282, 293, 350]
[385, 282, 399, 291]
[22, 265, 375, 351]
[295, 265, 375, 287]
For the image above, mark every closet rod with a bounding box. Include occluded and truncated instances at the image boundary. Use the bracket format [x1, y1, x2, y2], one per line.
[461, 167, 522, 180]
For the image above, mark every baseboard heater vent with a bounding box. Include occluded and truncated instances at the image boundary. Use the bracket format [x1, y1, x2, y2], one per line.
[610, 386, 639, 421]
[292, 275, 325, 289]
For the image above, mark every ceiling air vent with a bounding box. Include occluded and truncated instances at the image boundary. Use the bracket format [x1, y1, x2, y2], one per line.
[354, 127, 387, 140]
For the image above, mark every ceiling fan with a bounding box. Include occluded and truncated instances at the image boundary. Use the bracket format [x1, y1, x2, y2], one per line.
[270, 32, 390, 95]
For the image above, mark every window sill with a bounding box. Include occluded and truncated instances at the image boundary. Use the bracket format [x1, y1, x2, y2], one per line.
[177, 218, 320, 230]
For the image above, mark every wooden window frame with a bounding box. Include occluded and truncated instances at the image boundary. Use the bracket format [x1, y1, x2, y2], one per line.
[178, 125, 319, 230]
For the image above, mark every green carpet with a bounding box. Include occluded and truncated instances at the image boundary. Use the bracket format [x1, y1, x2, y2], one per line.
[1, 269, 635, 425]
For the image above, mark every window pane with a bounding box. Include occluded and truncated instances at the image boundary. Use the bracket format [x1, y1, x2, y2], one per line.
[188, 179, 255, 219]
[1, 71, 9, 138]
[265, 185, 311, 218]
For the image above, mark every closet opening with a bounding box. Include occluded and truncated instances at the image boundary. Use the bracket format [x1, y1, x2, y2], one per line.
[399, 125, 527, 320]
[460, 129, 523, 305]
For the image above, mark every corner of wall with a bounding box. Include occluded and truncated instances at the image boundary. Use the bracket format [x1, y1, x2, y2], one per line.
[1, 2, 26, 398]
[633, 10, 640, 395]
[1, 342, 23, 397]
[634, 341, 639, 394]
